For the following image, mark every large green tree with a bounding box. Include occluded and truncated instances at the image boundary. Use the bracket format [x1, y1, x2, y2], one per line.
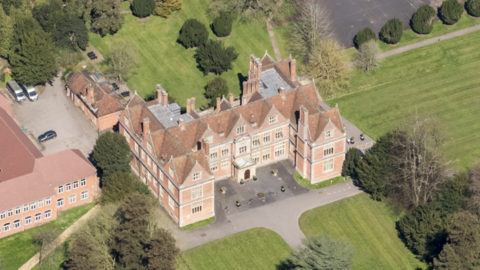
[341, 147, 361, 179]
[64, 0, 92, 22]
[411, 5, 436, 35]
[0, 0, 22, 15]
[100, 172, 151, 205]
[434, 211, 480, 269]
[177, 19, 209, 49]
[194, 39, 239, 75]
[356, 153, 386, 201]
[440, 0, 463, 25]
[205, 77, 229, 106]
[9, 16, 56, 85]
[284, 235, 356, 270]
[0, 3, 13, 58]
[144, 228, 180, 270]
[91, 0, 124, 36]
[380, 18, 403, 44]
[467, 0, 480, 17]
[54, 17, 89, 51]
[32, 0, 64, 33]
[92, 131, 133, 185]
[208, 0, 275, 23]
[436, 172, 469, 215]
[132, 0, 155, 18]
[354, 27, 375, 48]
[212, 10, 234, 37]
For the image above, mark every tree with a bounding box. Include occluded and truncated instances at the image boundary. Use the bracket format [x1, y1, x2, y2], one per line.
[212, 10, 233, 37]
[208, 0, 276, 23]
[32, 0, 64, 34]
[54, 17, 89, 51]
[144, 228, 180, 270]
[354, 27, 375, 49]
[205, 77, 228, 106]
[434, 211, 480, 269]
[91, 0, 124, 36]
[0, 0, 22, 15]
[100, 172, 151, 205]
[34, 229, 59, 268]
[284, 235, 355, 270]
[194, 39, 239, 75]
[290, 0, 332, 62]
[0, 4, 13, 58]
[466, 163, 480, 215]
[154, 0, 182, 18]
[436, 172, 469, 215]
[92, 131, 133, 185]
[64, 0, 92, 23]
[411, 5, 436, 35]
[132, 0, 155, 18]
[106, 42, 138, 83]
[113, 194, 155, 269]
[65, 234, 110, 270]
[356, 153, 386, 201]
[467, 0, 480, 17]
[303, 39, 349, 97]
[357, 40, 380, 74]
[380, 18, 403, 44]
[387, 113, 448, 210]
[397, 203, 446, 261]
[177, 19, 209, 49]
[440, 0, 463, 25]
[341, 148, 361, 179]
[9, 16, 57, 85]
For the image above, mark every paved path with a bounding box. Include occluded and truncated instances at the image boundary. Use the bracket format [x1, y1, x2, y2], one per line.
[266, 0, 283, 61]
[347, 24, 480, 67]
[19, 206, 100, 270]
[172, 181, 362, 250]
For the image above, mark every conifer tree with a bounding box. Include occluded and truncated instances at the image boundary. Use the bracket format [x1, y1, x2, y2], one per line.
[132, 0, 155, 18]
[0, 4, 13, 58]
[411, 5, 436, 34]
[91, 0, 124, 36]
[145, 228, 180, 270]
[354, 27, 375, 48]
[205, 77, 228, 106]
[467, 0, 480, 17]
[195, 39, 238, 75]
[212, 10, 234, 37]
[177, 19, 209, 48]
[341, 148, 361, 179]
[356, 154, 386, 201]
[54, 17, 89, 51]
[380, 18, 403, 44]
[440, 0, 463, 25]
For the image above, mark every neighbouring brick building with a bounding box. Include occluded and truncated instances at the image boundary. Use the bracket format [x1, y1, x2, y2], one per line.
[118, 53, 346, 227]
[0, 97, 98, 238]
[66, 71, 125, 131]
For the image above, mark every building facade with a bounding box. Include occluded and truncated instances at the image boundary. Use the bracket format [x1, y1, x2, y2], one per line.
[0, 99, 98, 238]
[119, 53, 346, 227]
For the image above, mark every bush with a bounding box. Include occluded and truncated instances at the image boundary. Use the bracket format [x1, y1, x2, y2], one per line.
[342, 148, 361, 179]
[4, 72, 11, 83]
[411, 5, 436, 34]
[154, 0, 182, 18]
[380, 18, 403, 44]
[177, 19, 209, 49]
[132, 0, 155, 18]
[440, 0, 464, 25]
[354, 27, 375, 48]
[358, 40, 380, 74]
[100, 172, 151, 205]
[194, 39, 239, 75]
[212, 10, 234, 37]
[466, 0, 480, 17]
[205, 77, 228, 106]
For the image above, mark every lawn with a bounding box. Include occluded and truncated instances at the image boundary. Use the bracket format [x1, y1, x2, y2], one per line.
[90, 0, 274, 108]
[294, 173, 346, 189]
[0, 203, 94, 270]
[327, 29, 480, 170]
[181, 216, 216, 231]
[299, 194, 425, 270]
[177, 228, 291, 270]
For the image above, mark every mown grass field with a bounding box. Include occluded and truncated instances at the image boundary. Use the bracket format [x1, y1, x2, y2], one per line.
[0, 203, 94, 270]
[327, 29, 480, 170]
[90, 0, 274, 108]
[177, 228, 291, 270]
[299, 194, 425, 270]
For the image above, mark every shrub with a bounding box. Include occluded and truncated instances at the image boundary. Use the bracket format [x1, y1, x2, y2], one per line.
[357, 40, 380, 74]
[380, 18, 403, 44]
[411, 5, 436, 34]
[154, 0, 182, 18]
[4, 72, 11, 83]
[194, 39, 238, 75]
[354, 27, 375, 48]
[440, 0, 463, 25]
[100, 172, 151, 205]
[466, 0, 480, 17]
[212, 10, 234, 37]
[132, 0, 155, 18]
[205, 77, 228, 106]
[177, 19, 209, 48]
[342, 148, 361, 179]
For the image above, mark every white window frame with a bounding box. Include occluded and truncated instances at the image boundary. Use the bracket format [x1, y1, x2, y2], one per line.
[221, 145, 229, 156]
[275, 127, 283, 140]
[252, 135, 260, 146]
[221, 160, 230, 169]
[323, 158, 334, 173]
[168, 181, 175, 192]
[210, 163, 218, 172]
[46, 197, 51, 205]
[38, 200, 44, 208]
[81, 191, 89, 200]
[191, 186, 203, 199]
[135, 142, 139, 153]
[73, 181, 79, 189]
[58, 185, 64, 194]
[269, 115, 277, 125]
[57, 198, 65, 207]
[4, 223, 10, 231]
[262, 147, 271, 161]
[23, 204, 29, 212]
[124, 131, 131, 143]
[252, 150, 260, 163]
[25, 216, 32, 225]
[193, 172, 201, 182]
[44, 210, 52, 219]
[13, 220, 21, 229]
[147, 143, 153, 153]
[210, 150, 218, 160]
[168, 196, 175, 209]
[0, 212, 5, 220]
[192, 201, 203, 214]
[15, 207, 21, 215]
[66, 183, 71, 191]
[7, 209, 13, 217]
[263, 132, 271, 144]
[236, 125, 245, 135]
[81, 179, 86, 187]
[30, 202, 36, 211]
[35, 213, 42, 222]
[323, 143, 335, 157]
[160, 187, 164, 198]
[69, 194, 77, 204]
[275, 143, 285, 157]
[325, 130, 333, 139]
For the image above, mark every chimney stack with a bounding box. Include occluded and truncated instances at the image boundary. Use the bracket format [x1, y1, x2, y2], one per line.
[290, 59, 297, 82]
[156, 84, 162, 104]
[300, 105, 308, 126]
[143, 118, 150, 136]
[190, 97, 196, 113]
[87, 85, 94, 103]
[162, 91, 168, 107]
[178, 118, 185, 130]
[279, 87, 285, 99]
[186, 99, 191, 114]
[229, 93, 234, 107]
[216, 97, 221, 112]
[202, 138, 210, 155]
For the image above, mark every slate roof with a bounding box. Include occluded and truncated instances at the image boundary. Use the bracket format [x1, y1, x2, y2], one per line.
[258, 68, 293, 99]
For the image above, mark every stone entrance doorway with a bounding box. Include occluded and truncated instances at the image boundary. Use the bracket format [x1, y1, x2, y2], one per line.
[244, 169, 251, 180]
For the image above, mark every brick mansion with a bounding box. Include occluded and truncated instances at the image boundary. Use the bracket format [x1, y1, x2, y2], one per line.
[119, 53, 347, 227]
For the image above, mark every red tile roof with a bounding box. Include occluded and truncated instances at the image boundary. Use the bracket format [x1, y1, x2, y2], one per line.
[234, 100, 272, 127]
[0, 92, 13, 118]
[201, 109, 239, 137]
[168, 120, 207, 153]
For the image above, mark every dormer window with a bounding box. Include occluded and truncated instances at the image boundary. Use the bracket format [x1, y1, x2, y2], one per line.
[219, 132, 225, 137]
[325, 130, 333, 139]
[269, 115, 277, 125]
[236, 126, 245, 135]
[252, 122, 257, 127]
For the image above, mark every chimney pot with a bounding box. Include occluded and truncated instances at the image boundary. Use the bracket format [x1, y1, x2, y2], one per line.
[191, 97, 196, 113]
[290, 59, 297, 82]
[229, 93, 234, 106]
[186, 99, 191, 114]
[216, 97, 221, 112]
[162, 91, 168, 107]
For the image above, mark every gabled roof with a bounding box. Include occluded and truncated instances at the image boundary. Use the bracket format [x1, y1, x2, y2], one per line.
[308, 114, 329, 142]
[219, 98, 232, 111]
[126, 104, 164, 137]
[151, 130, 186, 161]
[267, 90, 319, 125]
[201, 109, 239, 138]
[323, 107, 343, 132]
[172, 150, 211, 185]
[168, 120, 207, 153]
[299, 83, 322, 107]
[234, 99, 272, 127]
[128, 94, 146, 108]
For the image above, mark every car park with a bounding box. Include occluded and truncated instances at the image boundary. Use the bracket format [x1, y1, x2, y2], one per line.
[21, 84, 38, 101]
[38, 130, 57, 143]
[7, 80, 26, 102]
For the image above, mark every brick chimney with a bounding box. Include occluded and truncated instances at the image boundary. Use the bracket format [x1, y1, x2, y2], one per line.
[216, 97, 221, 112]
[300, 105, 308, 126]
[202, 138, 210, 155]
[229, 93, 234, 106]
[87, 85, 94, 103]
[249, 55, 263, 79]
[186, 98, 191, 114]
[156, 84, 162, 104]
[143, 117, 150, 136]
[289, 58, 296, 82]
[162, 91, 168, 107]
[178, 118, 185, 130]
[190, 97, 196, 113]
[279, 87, 285, 99]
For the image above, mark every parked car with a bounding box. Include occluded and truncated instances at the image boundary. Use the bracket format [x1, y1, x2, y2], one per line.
[38, 130, 57, 143]
[21, 84, 38, 101]
[6, 80, 26, 102]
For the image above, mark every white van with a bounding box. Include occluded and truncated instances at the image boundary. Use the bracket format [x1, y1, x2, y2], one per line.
[6, 80, 26, 102]
[21, 84, 38, 101]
